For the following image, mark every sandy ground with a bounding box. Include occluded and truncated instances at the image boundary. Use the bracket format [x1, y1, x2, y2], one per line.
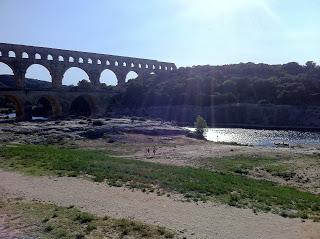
[0, 170, 319, 239]
[77, 133, 320, 165]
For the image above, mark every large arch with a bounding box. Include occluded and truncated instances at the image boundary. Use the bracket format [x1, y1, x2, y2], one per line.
[1, 95, 30, 121]
[100, 69, 118, 86]
[0, 62, 14, 88]
[70, 95, 97, 117]
[33, 96, 62, 119]
[62, 67, 89, 86]
[25, 64, 52, 88]
[0, 95, 16, 119]
[0, 62, 14, 75]
[125, 71, 138, 82]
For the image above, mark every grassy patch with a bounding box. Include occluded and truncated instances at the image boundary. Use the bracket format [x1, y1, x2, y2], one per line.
[0, 198, 175, 239]
[0, 145, 319, 219]
[210, 156, 291, 175]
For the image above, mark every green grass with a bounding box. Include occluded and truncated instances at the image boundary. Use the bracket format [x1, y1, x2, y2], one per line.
[0, 144, 319, 220]
[210, 156, 291, 175]
[0, 198, 175, 239]
[210, 156, 299, 182]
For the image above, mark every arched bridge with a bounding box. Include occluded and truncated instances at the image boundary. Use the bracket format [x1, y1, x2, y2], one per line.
[0, 42, 176, 88]
[0, 43, 176, 121]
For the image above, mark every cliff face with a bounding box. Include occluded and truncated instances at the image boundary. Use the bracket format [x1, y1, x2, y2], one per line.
[112, 104, 320, 129]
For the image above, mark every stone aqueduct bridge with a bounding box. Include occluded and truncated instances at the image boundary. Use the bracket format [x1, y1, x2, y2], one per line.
[0, 43, 177, 120]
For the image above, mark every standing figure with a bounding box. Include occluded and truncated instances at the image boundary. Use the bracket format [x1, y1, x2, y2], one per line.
[153, 145, 156, 156]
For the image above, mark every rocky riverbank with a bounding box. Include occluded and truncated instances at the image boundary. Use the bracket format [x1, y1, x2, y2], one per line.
[0, 117, 188, 145]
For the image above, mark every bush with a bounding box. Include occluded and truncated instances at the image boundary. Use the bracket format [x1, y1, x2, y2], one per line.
[92, 120, 104, 126]
[44, 224, 54, 232]
[194, 115, 208, 139]
[75, 212, 94, 224]
[77, 79, 92, 89]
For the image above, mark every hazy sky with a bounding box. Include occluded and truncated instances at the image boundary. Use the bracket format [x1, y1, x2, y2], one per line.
[0, 0, 319, 84]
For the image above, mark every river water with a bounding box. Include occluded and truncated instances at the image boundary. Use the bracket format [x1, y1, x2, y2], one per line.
[187, 127, 320, 147]
[1, 113, 48, 121]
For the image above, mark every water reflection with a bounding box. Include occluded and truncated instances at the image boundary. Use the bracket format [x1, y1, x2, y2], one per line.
[187, 128, 320, 147]
[0, 113, 48, 121]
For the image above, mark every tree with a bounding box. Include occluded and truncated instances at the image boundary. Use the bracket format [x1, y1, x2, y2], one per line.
[194, 115, 208, 139]
[282, 62, 304, 75]
[306, 61, 316, 70]
[77, 79, 92, 89]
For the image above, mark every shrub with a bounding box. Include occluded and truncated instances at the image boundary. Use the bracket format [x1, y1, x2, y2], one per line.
[92, 120, 104, 126]
[77, 79, 92, 89]
[44, 224, 54, 232]
[194, 115, 208, 139]
[75, 212, 94, 224]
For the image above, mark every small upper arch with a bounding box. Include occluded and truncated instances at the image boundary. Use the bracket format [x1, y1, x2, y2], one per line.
[79, 57, 84, 63]
[58, 56, 64, 62]
[35, 53, 41, 59]
[123, 62, 127, 67]
[22, 52, 29, 59]
[69, 56, 74, 62]
[88, 58, 93, 64]
[97, 59, 101, 65]
[8, 51, 16, 58]
[47, 54, 53, 61]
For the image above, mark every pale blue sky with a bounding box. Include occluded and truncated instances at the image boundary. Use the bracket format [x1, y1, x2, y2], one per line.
[0, 0, 319, 84]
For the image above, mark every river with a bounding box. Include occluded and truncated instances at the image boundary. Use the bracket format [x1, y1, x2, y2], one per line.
[1, 113, 48, 121]
[186, 127, 320, 147]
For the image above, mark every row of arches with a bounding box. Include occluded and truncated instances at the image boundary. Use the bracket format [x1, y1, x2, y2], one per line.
[0, 50, 174, 71]
[0, 62, 139, 86]
[0, 94, 97, 121]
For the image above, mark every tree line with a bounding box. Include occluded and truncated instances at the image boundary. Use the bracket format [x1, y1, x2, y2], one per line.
[109, 62, 320, 108]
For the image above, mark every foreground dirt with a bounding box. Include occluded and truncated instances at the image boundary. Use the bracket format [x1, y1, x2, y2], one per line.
[0, 170, 319, 239]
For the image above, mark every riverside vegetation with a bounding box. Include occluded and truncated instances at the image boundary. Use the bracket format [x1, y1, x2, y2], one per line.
[113, 62, 320, 108]
[0, 144, 319, 221]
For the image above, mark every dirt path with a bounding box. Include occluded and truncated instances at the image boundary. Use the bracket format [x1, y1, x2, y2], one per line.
[0, 170, 319, 239]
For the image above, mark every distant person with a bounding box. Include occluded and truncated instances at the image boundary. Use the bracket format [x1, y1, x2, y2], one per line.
[153, 145, 156, 156]
[146, 148, 150, 156]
